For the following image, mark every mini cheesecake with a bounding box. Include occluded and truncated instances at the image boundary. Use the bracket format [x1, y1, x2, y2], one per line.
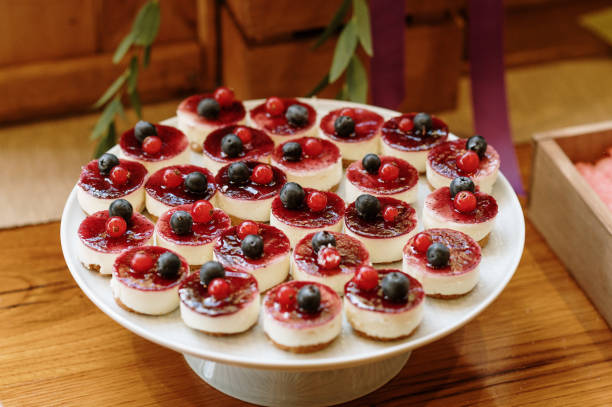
[111, 246, 189, 315]
[345, 154, 419, 204]
[262, 281, 342, 352]
[176, 88, 247, 152]
[119, 122, 190, 174]
[248, 97, 317, 144]
[426, 137, 500, 194]
[319, 107, 384, 164]
[403, 228, 481, 298]
[344, 268, 424, 340]
[380, 112, 448, 172]
[269, 184, 345, 248]
[77, 154, 147, 215]
[155, 203, 231, 270]
[214, 222, 291, 292]
[179, 262, 260, 335]
[145, 165, 217, 219]
[77, 209, 154, 275]
[202, 124, 274, 174]
[215, 161, 287, 223]
[291, 231, 370, 295]
[422, 186, 498, 245]
[270, 137, 342, 191]
[344, 195, 418, 263]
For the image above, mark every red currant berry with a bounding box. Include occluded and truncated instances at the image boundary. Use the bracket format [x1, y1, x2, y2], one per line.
[277, 285, 296, 310]
[142, 136, 162, 155]
[265, 97, 285, 116]
[306, 191, 327, 212]
[208, 278, 231, 300]
[355, 265, 379, 291]
[413, 232, 433, 253]
[163, 168, 183, 188]
[399, 117, 414, 132]
[383, 206, 398, 222]
[237, 221, 259, 239]
[131, 252, 154, 273]
[303, 138, 323, 156]
[191, 200, 214, 223]
[379, 162, 400, 181]
[251, 164, 273, 184]
[106, 216, 127, 238]
[457, 151, 479, 174]
[235, 127, 252, 144]
[339, 108, 355, 119]
[454, 190, 477, 213]
[214, 86, 234, 108]
[110, 166, 128, 186]
[317, 246, 341, 269]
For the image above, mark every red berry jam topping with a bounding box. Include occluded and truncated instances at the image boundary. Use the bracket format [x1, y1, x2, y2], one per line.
[271, 188, 345, 228]
[216, 161, 286, 200]
[114, 246, 188, 291]
[426, 187, 498, 223]
[345, 269, 424, 313]
[179, 269, 258, 317]
[250, 98, 316, 135]
[294, 231, 369, 278]
[263, 281, 341, 327]
[403, 228, 481, 274]
[120, 124, 188, 161]
[344, 196, 417, 238]
[272, 137, 341, 172]
[79, 159, 147, 199]
[157, 204, 230, 245]
[203, 125, 273, 163]
[346, 156, 418, 195]
[178, 93, 246, 126]
[428, 139, 500, 179]
[381, 113, 448, 151]
[214, 223, 290, 269]
[320, 107, 383, 142]
[78, 211, 154, 253]
[145, 165, 216, 206]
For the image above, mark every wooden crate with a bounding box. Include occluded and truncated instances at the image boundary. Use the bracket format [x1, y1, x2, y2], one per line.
[528, 122, 612, 327]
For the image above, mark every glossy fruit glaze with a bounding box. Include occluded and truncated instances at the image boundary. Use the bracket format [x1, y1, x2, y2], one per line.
[249, 98, 316, 135]
[114, 246, 188, 291]
[215, 160, 286, 200]
[271, 188, 345, 228]
[425, 187, 498, 223]
[344, 196, 417, 238]
[178, 93, 246, 126]
[203, 124, 274, 162]
[428, 139, 500, 178]
[346, 156, 418, 194]
[145, 165, 216, 206]
[78, 211, 154, 253]
[271, 137, 341, 171]
[381, 113, 448, 151]
[345, 269, 424, 314]
[157, 204, 231, 245]
[78, 159, 147, 199]
[319, 107, 384, 142]
[120, 124, 188, 161]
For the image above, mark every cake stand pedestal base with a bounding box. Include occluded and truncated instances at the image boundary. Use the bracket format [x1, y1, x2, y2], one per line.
[184, 351, 411, 407]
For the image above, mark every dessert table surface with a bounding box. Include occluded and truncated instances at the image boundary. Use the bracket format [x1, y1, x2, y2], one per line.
[2, 143, 611, 407]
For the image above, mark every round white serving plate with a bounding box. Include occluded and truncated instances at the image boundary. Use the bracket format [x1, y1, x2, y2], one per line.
[61, 98, 525, 406]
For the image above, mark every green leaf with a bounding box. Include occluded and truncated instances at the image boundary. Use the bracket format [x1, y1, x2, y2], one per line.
[132, 2, 161, 46]
[580, 7, 612, 45]
[353, 0, 373, 56]
[127, 56, 139, 92]
[329, 20, 358, 82]
[93, 71, 128, 109]
[129, 89, 142, 119]
[91, 98, 121, 140]
[346, 55, 367, 103]
[306, 74, 330, 97]
[143, 45, 152, 67]
[336, 82, 348, 100]
[116, 98, 127, 122]
[112, 32, 135, 64]
[93, 122, 117, 158]
[312, 0, 351, 50]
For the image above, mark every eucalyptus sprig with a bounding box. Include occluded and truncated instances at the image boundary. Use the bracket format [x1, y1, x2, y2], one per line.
[90, 0, 161, 157]
[307, 0, 372, 102]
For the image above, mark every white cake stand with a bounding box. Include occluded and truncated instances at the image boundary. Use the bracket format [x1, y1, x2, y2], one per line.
[60, 99, 525, 406]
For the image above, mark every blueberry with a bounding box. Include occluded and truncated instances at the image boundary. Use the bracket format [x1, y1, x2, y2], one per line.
[297, 284, 321, 313]
[197, 97, 221, 119]
[427, 243, 450, 268]
[98, 153, 119, 176]
[227, 162, 251, 184]
[221, 133, 243, 158]
[134, 120, 157, 143]
[355, 194, 381, 220]
[381, 272, 409, 302]
[279, 182, 305, 209]
[109, 199, 133, 223]
[241, 234, 264, 259]
[184, 171, 208, 194]
[200, 261, 225, 286]
[362, 153, 381, 174]
[157, 252, 181, 279]
[285, 104, 309, 127]
[334, 115, 355, 138]
[311, 231, 336, 253]
[170, 210, 193, 235]
[466, 134, 487, 159]
[282, 142, 302, 162]
[413, 112, 432, 133]
[449, 176, 475, 198]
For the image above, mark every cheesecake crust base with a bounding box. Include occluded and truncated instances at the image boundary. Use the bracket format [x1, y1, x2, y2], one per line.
[265, 332, 337, 353]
